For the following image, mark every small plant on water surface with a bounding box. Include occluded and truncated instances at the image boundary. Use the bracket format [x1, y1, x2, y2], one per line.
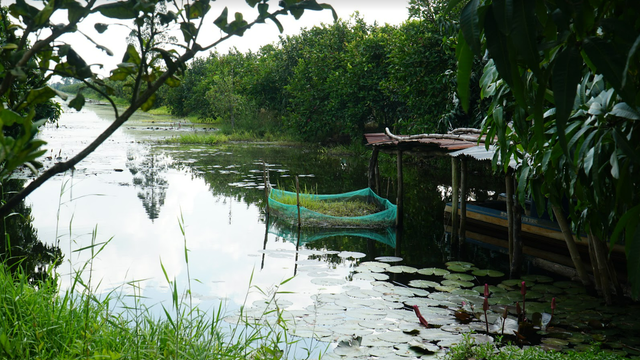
[0, 216, 317, 359]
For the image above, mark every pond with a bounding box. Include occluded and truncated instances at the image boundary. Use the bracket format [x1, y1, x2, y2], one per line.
[18, 104, 640, 358]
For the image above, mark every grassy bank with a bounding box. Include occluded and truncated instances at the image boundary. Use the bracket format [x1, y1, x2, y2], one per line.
[0, 261, 306, 360]
[164, 130, 296, 145]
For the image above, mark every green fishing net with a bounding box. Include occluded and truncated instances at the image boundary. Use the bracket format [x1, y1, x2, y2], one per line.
[267, 216, 396, 248]
[267, 187, 397, 228]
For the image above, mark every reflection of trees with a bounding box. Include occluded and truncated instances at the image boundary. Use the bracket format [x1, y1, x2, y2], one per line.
[126, 149, 170, 221]
[1, 180, 62, 283]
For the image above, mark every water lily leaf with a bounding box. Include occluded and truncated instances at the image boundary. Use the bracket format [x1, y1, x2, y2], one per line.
[387, 265, 418, 274]
[376, 330, 416, 343]
[501, 279, 525, 287]
[435, 285, 458, 293]
[472, 285, 505, 295]
[521, 274, 554, 283]
[338, 251, 366, 259]
[451, 288, 479, 297]
[447, 265, 471, 273]
[554, 281, 581, 289]
[531, 283, 563, 294]
[375, 256, 403, 262]
[408, 280, 440, 289]
[472, 269, 505, 277]
[353, 272, 388, 281]
[408, 340, 440, 353]
[346, 308, 387, 320]
[417, 267, 450, 276]
[542, 338, 569, 346]
[444, 273, 475, 281]
[441, 279, 474, 288]
[445, 261, 475, 267]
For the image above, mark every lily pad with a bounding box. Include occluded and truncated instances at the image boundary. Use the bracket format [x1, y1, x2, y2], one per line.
[522, 274, 554, 283]
[387, 265, 418, 274]
[445, 261, 475, 267]
[443, 273, 475, 281]
[531, 283, 563, 294]
[375, 256, 403, 262]
[472, 285, 505, 295]
[451, 288, 479, 297]
[447, 265, 472, 273]
[472, 269, 505, 277]
[408, 280, 440, 289]
[353, 272, 389, 281]
[417, 267, 451, 276]
[338, 251, 366, 259]
[311, 277, 347, 286]
[501, 279, 525, 287]
[441, 279, 474, 288]
[541, 338, 569, 346]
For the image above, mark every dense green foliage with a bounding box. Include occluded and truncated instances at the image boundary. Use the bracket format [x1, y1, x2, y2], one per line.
[162, 13, 472, 143]
[453, 0, 640, 297]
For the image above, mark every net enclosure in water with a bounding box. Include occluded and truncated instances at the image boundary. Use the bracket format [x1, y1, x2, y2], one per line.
[267, 187, 397, 228]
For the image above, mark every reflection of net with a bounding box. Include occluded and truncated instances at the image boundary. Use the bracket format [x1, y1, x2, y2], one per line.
[267, 216, 396, 248]
[268, 188, 396, 228]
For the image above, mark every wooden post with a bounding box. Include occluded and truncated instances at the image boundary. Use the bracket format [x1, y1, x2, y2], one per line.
[396, 150, 403, 228]
[551, 204, 590, 286]
[295, 176, 301, 228]
[451, 158, 460, 248]
[263, 161, 270, 213]
[505, 172, 514, 269]
[368, 147, 380, 193]
[459, 158, 468, 242]
[512, 201, 523, 278]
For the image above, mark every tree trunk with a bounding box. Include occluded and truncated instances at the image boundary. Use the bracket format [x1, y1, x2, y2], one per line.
[551, 205, 590, 286]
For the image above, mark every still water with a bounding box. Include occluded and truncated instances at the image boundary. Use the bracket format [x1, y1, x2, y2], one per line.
[26, 104, 458, 311]
[22, 104, 640, 358]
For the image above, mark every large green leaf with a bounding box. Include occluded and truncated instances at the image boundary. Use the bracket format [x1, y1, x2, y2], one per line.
[0, 109, 25, 126]
[583, 37, 636, 106]
[122, 44, 141, 65]
[613, 128, 640, 167]
[140, 93, 156, 112]
[33, 0, 55, 28]
[622, 34, 640, 89]
[511, 0, 539, 74]
[491, 0, 512, 34]
[93, 1, 138, 19]
[456, 30, 473, 112]
[460, 0, 482, 56]
[552, 46, 582, 155]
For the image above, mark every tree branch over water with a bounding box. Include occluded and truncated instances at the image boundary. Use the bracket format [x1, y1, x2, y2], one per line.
[0, 0, 336, 218]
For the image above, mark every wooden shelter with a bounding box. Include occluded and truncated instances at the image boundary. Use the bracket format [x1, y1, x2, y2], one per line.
[365, 128, 524, 276]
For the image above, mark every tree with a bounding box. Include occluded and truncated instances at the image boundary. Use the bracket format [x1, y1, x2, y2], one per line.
[0, 0, 336, 218]
[452, 0, 640, 299]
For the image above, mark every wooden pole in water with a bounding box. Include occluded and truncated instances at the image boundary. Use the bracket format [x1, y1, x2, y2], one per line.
[512, 200, 523, 278]
[505, 172, 515, 270]
[368, 147, 380, 193]
[459, 158, 468, 243]
[396, 150, 403, 228]
[451, 158, 460, 248]
[295, 175, 301, 228]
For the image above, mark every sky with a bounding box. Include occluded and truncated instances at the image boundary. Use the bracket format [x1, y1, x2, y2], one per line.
[16, 0, 412, 76]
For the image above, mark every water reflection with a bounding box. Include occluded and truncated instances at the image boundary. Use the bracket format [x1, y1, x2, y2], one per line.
[126, 148, 171, 221]
[1, 179, 62, 283]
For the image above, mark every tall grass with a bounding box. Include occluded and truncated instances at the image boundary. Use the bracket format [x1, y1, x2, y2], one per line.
[0, 216, 317, 359]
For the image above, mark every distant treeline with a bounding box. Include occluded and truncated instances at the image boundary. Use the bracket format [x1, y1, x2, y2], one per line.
[56, 14, 484, 143]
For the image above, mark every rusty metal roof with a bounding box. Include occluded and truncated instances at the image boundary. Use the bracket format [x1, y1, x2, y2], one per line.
[365, 133, 479, 153]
